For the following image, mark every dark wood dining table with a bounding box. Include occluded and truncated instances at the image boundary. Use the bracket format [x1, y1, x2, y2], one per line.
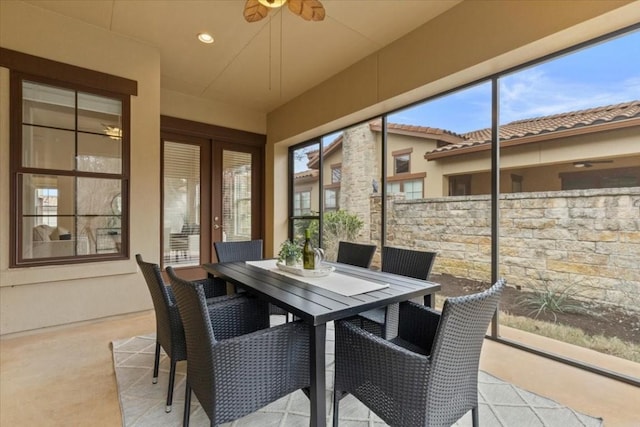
[202, 260, 441, 427]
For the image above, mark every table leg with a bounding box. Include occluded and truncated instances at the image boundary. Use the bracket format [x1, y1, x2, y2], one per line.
[310, 323, 326, 427]
[424, 293, 434, 308]
[383, 303, 399, 340]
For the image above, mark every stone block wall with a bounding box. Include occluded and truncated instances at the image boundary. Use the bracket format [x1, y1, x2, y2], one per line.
[370, 187, 640, 310]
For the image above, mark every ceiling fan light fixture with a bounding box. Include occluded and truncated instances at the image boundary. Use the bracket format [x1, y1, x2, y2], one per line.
[258, 0, 287, 8]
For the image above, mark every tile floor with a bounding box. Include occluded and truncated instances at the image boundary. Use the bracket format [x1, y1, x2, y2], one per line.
[1, 310, 639, 426]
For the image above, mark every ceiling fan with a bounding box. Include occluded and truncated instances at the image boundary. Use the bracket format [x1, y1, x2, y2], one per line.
[573, 160, 614, 168]
[244, 0, 325, 23]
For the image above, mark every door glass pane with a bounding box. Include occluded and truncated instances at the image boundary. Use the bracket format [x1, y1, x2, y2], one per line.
[164, 141, 201, 267]
[222, 150, 252, 242]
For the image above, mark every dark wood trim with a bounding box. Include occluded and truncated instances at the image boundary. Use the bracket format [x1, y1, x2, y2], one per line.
[0, 48, 137, 96]
[386, 172, 426, 183]
[161, 116, 266, 147]
[391, 147, 413, 156]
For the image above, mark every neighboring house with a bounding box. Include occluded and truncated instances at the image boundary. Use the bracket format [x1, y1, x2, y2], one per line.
[295, 101, 640, 206]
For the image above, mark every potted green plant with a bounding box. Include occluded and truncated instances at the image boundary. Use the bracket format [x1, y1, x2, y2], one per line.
[278, 239, 302, 266]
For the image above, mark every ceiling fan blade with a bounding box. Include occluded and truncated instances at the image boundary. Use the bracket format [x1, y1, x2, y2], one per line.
[288, 0, 325, 21]
[244, 0, 269, 22]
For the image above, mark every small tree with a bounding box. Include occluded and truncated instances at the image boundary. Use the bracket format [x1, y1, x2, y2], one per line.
[303, 210, 364, 261]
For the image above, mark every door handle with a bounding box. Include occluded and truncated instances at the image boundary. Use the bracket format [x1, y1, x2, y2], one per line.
[213, 224, 220, 230]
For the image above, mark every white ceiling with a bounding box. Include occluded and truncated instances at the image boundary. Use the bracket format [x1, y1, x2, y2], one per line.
[24, 0, 461, 114]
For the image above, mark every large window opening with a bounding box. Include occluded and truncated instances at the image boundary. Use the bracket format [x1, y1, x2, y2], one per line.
[286, 26, 640, 385]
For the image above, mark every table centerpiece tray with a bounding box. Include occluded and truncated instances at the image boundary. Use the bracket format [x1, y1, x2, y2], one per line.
[276, 261, 335, 278]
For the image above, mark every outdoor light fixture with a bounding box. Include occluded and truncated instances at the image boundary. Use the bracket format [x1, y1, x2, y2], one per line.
[573, 160, 613, 168]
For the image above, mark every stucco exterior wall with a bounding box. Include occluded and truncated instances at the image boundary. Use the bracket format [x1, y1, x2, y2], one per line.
[373, 188, 640, 309]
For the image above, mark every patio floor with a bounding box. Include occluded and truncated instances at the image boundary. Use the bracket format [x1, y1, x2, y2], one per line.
[1, 310, 638, 426]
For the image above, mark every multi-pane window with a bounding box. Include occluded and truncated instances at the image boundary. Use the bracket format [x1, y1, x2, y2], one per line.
[12, 76, 129, 265]
[387, 179, 423, 200]
[294, 190, 311, 216]
[403, 179, 423, 199]
[325, 189, 338, 210]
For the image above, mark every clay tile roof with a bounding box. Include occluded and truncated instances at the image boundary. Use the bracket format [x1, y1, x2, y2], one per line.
[370, 118, 466, 144]
[428, 100, 640, 155]
[294, 169, 319, 180]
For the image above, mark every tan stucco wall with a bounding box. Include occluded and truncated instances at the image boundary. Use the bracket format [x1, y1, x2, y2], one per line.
[160, 88, 265, 135]
[0, 1, 266, 334]
[0, 0, 161, 334]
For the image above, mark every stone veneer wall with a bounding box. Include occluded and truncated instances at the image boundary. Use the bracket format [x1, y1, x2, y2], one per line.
[340, 124, 379, 242]
[370, 187, 640, 309]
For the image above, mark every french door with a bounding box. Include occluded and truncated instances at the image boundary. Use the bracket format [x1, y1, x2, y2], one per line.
[161, 124, 263, 280]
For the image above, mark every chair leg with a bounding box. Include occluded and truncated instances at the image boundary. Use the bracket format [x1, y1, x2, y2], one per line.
[472, 406, 479, 427]
[152, 342, 160, 384]
[166, 358, 177, 412]
[183, 381, 191, 427]
[332, 390, 340, 426]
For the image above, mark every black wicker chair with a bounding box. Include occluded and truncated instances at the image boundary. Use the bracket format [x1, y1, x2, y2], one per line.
[214, 239, 289, 320]
[168, 269, 311, 427]
[336, 241, 377, 268]
[334, 279, 506, 427]
[135, 254, 244, 412]
[358, 247, 438, 337]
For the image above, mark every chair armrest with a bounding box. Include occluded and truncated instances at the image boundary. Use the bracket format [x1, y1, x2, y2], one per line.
[398, 301, 441, 355]
[194, 277, 228, 298]
[206, 295, 270, 341]
[334, 320, 429, 402]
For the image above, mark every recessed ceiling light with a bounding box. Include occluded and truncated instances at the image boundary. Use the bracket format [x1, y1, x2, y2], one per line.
[198, 33, 214, 44]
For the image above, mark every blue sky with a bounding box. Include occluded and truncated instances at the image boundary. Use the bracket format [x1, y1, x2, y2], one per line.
[389, 28, 640, 134]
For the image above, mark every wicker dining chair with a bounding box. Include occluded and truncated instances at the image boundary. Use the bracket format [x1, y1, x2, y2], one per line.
[168, 268, 311, 427]
[214, 239, 289, 320]
[358, 246, 438, 337]
[135, 254, 245, 412]
[336, 241, 377, 268]
[334, 278, 506, 427]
